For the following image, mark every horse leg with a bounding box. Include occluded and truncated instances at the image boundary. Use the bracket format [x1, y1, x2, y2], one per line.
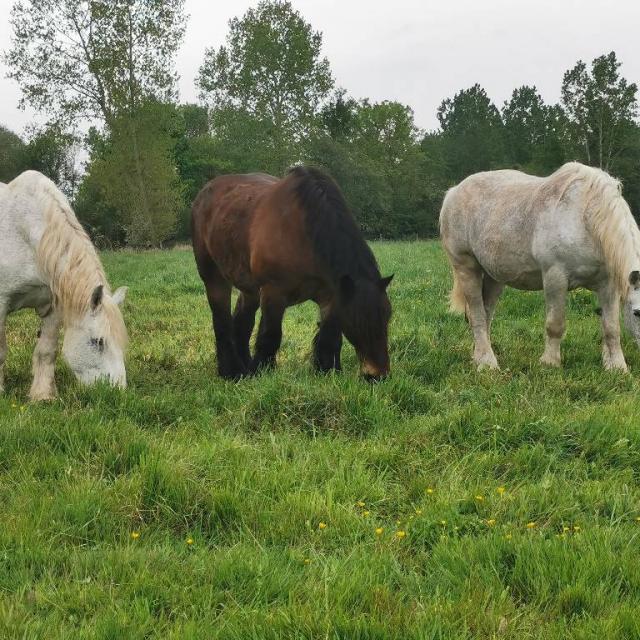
[233, 291, 259, 369]
[29, 310, 62, 401]
[313, 304, 343, 373]
[482, 275, 504, 335]
[597, 283, 627, 371]
[202, 268, 247, 380]
[540, 268, 568, 367]
[253, 288, 286, 372]
[455, 262, 498, 369]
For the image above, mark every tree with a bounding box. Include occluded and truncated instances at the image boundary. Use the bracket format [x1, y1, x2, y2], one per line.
[22, 124, 80, 196]
[308, 98, 431, 236]
[437, 84, 505, 181]
[80, 102, 183, 247]
[561, 52, 638, 170]
[502, 86, 566, 173]
[5, 0, 186, 127]
[0, 125, 26, 182]
[198, 0, 334, 173]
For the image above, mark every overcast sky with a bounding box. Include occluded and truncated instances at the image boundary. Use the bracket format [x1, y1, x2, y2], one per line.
[1, 0, 639, 135]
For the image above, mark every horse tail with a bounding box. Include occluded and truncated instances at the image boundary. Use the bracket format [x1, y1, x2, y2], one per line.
[449, 270, 467, 314]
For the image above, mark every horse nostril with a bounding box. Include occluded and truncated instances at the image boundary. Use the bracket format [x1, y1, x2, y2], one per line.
[634, 310, 640, 318]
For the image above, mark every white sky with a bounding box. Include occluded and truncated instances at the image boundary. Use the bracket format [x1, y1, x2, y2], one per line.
[1, 0, 639, 136]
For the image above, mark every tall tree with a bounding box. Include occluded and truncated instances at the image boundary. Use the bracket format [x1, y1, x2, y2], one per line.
[502, 86, 566, 173]
[561, 51, 638, 170]
[5, 0, 186, 126]
[197, 0, 334, 173]
[6, 0, 187, 246]
[437, 84, 505, 180]
[84, 102, 183, 247]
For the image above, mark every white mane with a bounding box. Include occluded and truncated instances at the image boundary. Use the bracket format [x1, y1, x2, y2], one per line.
[550, 162, 640, 296]
[11, 171, 127, 347]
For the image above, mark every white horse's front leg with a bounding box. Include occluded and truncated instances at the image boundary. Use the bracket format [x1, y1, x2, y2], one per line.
[540, 269, 568, 367]
[456, 265, 499, 369]
[597, 284, 628, 372]
[29, 311, 62, 401]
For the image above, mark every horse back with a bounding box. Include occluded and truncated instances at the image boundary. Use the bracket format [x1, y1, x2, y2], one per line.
[191, 173, 319, 296]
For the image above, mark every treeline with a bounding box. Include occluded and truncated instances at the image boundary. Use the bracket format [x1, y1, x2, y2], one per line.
[2, 1, 639, 246]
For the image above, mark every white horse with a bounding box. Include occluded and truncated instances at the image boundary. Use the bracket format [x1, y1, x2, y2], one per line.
[0, 171, 128, 400]
[440, 162, 640, 371]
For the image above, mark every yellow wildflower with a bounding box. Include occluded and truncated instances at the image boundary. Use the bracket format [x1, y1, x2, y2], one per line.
[573, 525, 581, 532]
[318, 522, 327, 530]
[304, 558, 311, 565]
[486, 519, 496, 527]
[186, 537, 194, 545]
[356, 501, 365, 508]
[497, 486, 506, 495]
[130, 531, 140, 540]
[426, 488, 434, 495]
[395, 530, 406, 539]
[475, 495, 484, 502]
[415, 509, 423, 515]
[375, 527, 384, 536]
[363, 511, 370, 517]
[526, 522, 536, 529]
[440, 520, 447, 526]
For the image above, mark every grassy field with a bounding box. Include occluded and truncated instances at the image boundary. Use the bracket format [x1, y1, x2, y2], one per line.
[2, 240, 640, 639]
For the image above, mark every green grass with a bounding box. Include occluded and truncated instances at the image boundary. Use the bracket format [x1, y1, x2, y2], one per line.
[3, 240, 640, 639]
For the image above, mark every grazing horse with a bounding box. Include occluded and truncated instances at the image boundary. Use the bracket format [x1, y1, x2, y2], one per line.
[0, 171, 128, 400]
[191, 166, 393, 380]
[440, 162, 640, 371]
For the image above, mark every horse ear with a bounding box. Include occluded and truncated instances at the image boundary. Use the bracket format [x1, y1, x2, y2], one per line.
[91, 284, 104, 310]
[339, 274, 356, 301]
[379, 274, 394, 290]
[112, 286, 128, 306]
[630, 271, 640, 287]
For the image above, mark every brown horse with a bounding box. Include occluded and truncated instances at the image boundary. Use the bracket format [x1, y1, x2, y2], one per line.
[191, 166, 393, 381]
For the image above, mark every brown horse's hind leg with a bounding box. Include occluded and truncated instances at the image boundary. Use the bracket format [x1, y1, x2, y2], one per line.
[198, 258, 248, 380]
[233, 291, 259, 369]
[253, 288, 286, 372]
[313, 306, 343, 372]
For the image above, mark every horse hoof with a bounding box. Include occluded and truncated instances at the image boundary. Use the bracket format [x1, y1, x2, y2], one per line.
[539, 355, 561, 367]
[29, 392, 57, 402]
[475, 354, 499, 370]
[604, 362, 629, 373]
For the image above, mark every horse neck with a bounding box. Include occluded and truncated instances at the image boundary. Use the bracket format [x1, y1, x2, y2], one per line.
[581, 176, 640, 298]
[36, 198, 108, 325]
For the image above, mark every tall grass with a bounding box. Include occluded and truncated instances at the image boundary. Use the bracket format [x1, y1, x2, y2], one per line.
[2, 241, 640, 639]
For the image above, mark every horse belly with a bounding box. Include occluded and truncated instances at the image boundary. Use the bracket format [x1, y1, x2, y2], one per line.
[472, 235, 543, 291]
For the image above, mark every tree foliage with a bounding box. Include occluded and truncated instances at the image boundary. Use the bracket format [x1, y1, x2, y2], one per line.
[0, 125, 26, 182]
[437, 84, 505, 181]
[5, 0, 640, 243]
[198, 0, 333, 174]
[5, 0, 186, 125]
[561, 51, 638, 171]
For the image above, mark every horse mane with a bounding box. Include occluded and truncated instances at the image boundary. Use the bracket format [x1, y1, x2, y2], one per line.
[14, 171, 127, 346]
[552, 162, 640, 296]
[287, 165, 381, 283]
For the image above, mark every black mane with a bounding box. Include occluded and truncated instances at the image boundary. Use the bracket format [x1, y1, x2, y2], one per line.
[288, 165, 381, 283]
